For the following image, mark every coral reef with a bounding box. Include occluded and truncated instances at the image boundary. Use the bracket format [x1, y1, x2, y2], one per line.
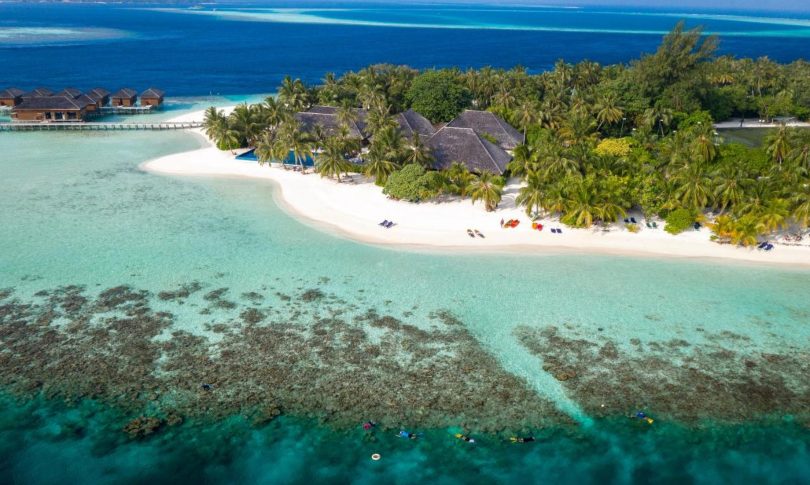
[515, 325, 810, 424]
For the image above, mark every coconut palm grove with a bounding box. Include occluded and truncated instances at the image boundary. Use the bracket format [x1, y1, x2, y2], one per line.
[203, 23, 810, 245]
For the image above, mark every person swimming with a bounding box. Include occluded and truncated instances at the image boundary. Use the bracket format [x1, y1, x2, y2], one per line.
[398, 430, 418, 440]
[510, 436, 535, 443]
[631, 411, 654, 424]
[362, 421, 376, 431]
[455, 433, 475, 443]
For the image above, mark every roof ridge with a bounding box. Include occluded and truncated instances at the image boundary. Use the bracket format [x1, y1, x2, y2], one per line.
[471, 130, 502, 173]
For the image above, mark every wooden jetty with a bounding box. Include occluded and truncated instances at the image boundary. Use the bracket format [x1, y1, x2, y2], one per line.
[0, 121, 202, 132]
[97, 105, 156, 115]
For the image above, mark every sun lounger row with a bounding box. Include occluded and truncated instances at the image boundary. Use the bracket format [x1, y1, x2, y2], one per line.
[757, 242, 775, 251]
[378, 220, 396, 229]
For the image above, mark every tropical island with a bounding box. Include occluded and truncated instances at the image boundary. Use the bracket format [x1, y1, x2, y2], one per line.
[146, 23, 810, 264]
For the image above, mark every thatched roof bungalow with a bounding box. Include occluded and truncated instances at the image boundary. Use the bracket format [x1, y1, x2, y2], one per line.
[140, 88, 165, 107]
[57, 87, 83, 99]
[12, 95, 93, 122]
[0, 88, 25, 107]
[393, 109, 435, 140]
[22, 87, 53, 99]
[427, 126, 512, 175]
[446, 110, 524, 150]
[295, 106, 368, 140]
[111, 88, 137, 107]
[86, 88, 110, 108]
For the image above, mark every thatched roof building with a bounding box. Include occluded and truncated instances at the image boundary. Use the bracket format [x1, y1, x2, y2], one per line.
[0, 88, 25, 107]
[427, 126, 512, 175]
[446, 110, 524, 150]
[394, 109, 435, 140]
[86, 88, 110, 108]
[58, 87, 83, 99]
[111, 88, 137, 107]
[22, 87, 53, 99]
[295, 106, 368, 140]
[12, 95, 94, 122]
[140, 88, 165, 107]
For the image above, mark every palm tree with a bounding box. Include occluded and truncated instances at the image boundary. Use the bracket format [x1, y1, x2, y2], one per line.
[202, 106, 236, 149]
[514, 100, 538, 139]
[757, 198, 790, 233]
[363, 152, 398, 185]
[254, 130, 288, 166]
[766, 124, 790, 168]
[278, 76, 309, 111]
[730, 215, 761, 247]
[516, 171, 545, 216]
[673, 162, 712, 211]
[643, 106, 673, 137]
[227, 103, 261, 146]
[712, 165, 752, 213]
[561, 181, 599, 228]
[402, 133, 433, 168]
[791, 184, 810, 228]
[692, 125, 718, 163]
[469, 172, 505, 211]
[273, 119, 313, 170]
[315, 137, 349, 182]
[446, 162, 475, 197]
[595, 94, 623, 131]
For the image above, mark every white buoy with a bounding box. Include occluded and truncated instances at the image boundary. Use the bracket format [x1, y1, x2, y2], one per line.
[371, 453, 381, 461]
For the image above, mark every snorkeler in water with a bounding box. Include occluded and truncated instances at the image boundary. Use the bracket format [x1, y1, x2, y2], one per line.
[362, 421, 376, 431]
[455, 433, 475, 443]
[510, 436, 536, 443]
[398, 430, 418, 440]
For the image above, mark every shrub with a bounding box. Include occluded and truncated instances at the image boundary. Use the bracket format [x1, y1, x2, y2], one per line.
[383, 164, 439, 202]
[664, 208, 696, 235]
[595, 138, 633, 158]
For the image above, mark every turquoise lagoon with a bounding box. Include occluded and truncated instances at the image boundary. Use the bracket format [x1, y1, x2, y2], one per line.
[1, 100, 809, 483]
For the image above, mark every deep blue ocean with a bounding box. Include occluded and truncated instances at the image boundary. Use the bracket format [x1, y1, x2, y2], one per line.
[1, 2, 810, 95]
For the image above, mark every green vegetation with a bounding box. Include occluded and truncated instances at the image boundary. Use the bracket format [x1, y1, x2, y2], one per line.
[383, 164, 433, 202]
[664, 209, 697, 235]
[405, 70, 472, 123]
[202, 22, 810, 242]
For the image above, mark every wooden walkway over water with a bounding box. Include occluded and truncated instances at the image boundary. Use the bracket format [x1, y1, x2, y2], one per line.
[0, 121, 202, 132]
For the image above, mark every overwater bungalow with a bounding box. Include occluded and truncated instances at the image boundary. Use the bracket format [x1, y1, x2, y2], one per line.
[427, 126, 512, 175]
[0, 88, 25, 107]
[21, 87, 53, 99]
[86, 88, 110, 108]
[57, 87, 83, 99]
[446, 110, 524, 150]
[11, 95, 93, 122]
[111, 88, 138, 107]
[140, 88, 165, 107]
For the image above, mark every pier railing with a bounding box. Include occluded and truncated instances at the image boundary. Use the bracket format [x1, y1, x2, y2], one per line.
[0, 121, 202, 132]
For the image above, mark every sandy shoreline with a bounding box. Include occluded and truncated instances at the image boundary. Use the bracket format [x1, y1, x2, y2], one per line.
[141, 109, 810, 268]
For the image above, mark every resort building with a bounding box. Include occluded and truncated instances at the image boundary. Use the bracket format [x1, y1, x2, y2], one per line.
[0, 88, 25, 107]
[22, 87, 53, 99]
[86, 88, 111, 108]
[393, 109, 436, 140]
[140, 88, 165, 107]
[57, 87, 83, 99]
[446, 110, 525, 150]
[111, 88, 138, 107]
[11, 95, 93, 122]
[295, 106, 368, 140]
[427, 126, 512, 175]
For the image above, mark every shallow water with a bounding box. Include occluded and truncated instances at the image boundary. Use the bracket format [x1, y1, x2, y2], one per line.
[1, 98, 809, 481]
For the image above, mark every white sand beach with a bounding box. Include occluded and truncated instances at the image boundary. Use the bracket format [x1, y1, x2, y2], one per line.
[142, 108, 810, 267]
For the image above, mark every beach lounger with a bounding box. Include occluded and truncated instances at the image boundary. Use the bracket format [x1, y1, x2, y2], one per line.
[379, 220, 389, 226]
[624, 219, 630, 224]
[631, 217, 637, 224]
[646, 222, 652, 228]
[385, 221, 395, 228]
[765, 244, 774, 251]
[693, 222, 701, 230]
[467, 229, 475, 238]
[652, 222, 658, 228]
[757, 242, 767, 249]
[475, 230, 485, 238]
[557, 228, 563, 233]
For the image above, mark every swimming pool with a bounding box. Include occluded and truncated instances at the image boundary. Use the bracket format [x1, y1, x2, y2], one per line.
[235, 148, 315, 167]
